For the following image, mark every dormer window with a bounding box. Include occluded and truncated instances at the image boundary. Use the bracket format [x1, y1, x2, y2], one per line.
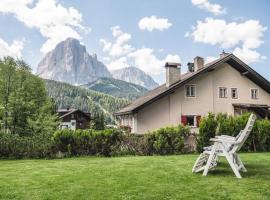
[251, 89, 258, 99]
[185, 85, 196, 97]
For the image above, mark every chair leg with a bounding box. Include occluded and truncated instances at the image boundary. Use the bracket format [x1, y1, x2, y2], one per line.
[203, 143, 217, 176]
[223, 149, 242, 178]
[235, 154, 247, 172]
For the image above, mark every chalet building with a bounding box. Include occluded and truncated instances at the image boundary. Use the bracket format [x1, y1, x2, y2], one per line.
[57, 109, 91, 130]
[115, 53, 270, 134]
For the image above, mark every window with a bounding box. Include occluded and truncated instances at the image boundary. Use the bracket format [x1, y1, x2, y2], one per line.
[181, 115, 201, 127]
[231, 88, 238, 99]
[219, 87, 227, 98]
[185, 85, 196, 97]
[251, 89, 258, 99]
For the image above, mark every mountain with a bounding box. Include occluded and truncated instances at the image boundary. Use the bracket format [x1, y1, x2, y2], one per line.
[111, 67, 159, 89]
[37, 38, 111, 85]
[44, 79, 128, 124]
[82, 77, 148, 100]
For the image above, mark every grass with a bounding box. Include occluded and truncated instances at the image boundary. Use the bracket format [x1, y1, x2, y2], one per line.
[0, 153, 269, 200]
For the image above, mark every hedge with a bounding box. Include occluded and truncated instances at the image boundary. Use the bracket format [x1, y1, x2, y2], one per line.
[197, 113, 270, 152]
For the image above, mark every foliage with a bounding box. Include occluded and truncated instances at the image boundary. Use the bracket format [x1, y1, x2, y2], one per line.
[45, 79, 129, 124]
[52, 128, 123, 156]
[91, 112, 105, 130]
[197, 113, 218, 152]
[84, 77, 148, 100]
[120, 125, 190, 156]
[0, 57, 59, 136]
[0, 132, 54, 158]
[197, 113, 270, 152]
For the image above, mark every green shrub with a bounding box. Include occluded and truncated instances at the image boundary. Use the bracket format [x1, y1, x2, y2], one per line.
[197, 113, 218, 152]
[52, 128, 123, 157]
[197, 113, 270, 152]
[0, 132, 54, 158]
[120, 125, 190, 156]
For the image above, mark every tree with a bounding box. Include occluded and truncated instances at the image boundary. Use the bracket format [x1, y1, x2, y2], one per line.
[91, 112, 105, 130]
[0, 57, 59, 136]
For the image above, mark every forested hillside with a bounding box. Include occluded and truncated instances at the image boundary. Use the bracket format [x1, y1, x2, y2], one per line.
[45, 79, 129, 123]
[83, 77, 148, 100]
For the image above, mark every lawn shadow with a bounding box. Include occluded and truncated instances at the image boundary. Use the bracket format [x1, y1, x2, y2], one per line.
[202, 161, 270, 180]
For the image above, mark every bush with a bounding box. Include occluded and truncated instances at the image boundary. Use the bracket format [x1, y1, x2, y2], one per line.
[52, 128, 123, 156]
[0, 132, 54, 158]
[120, 125, 190, 156]
[197, 113, 218, 152]
[197, 113, 270, 152]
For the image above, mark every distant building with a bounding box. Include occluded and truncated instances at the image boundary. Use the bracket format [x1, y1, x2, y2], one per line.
[57, 108, 91, 130]
[115, 53, 270, 134]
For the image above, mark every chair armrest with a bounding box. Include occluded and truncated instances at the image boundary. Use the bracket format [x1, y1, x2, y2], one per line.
[210, 138, 237, 144]
[215, 135, 236, 142]
[219, 135, 236, 139]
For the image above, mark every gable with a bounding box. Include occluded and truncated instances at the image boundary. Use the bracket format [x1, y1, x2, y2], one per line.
[115, 54, 270, 115]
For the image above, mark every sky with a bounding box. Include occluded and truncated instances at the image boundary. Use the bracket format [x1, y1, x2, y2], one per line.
[0, 0, 270, 84]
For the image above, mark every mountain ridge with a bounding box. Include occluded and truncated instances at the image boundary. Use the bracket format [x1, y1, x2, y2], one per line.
[82, 77, 148, 100]
[111, 66, 159, 89]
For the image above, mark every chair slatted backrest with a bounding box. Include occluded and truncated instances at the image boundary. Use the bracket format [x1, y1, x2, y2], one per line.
[232, 114, 257, 152]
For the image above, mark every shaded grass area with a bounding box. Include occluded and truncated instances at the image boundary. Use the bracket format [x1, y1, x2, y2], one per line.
[0, 153, 269, 200]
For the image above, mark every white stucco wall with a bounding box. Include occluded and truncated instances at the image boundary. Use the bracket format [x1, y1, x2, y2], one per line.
[134, 63, 270, 134]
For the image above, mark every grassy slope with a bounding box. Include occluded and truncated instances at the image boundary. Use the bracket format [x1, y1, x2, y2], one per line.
[0, 153, 269, 200]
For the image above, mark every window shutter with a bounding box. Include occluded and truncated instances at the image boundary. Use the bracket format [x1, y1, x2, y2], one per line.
[181, 115, 187, 126]
[196, 115, 201, 127]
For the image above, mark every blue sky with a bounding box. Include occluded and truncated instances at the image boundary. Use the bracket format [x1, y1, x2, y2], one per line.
[0, 0, 269, 84]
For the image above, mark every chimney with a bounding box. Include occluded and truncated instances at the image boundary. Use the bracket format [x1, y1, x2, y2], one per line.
[165, 62, 181, 87]
[220, 50, 229, 58]
[187, 62, 194, 73]
[194, 56, 204, 72]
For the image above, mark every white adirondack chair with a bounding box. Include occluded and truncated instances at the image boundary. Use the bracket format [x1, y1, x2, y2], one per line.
[192, 114, 256, 178]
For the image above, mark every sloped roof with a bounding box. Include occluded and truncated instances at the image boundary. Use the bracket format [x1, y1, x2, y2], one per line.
[114, 54, 270, 115]
[58, 109, 90, 119]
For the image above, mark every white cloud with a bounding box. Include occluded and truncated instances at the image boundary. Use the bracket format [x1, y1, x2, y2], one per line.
[138, 16, 172, 31]
[101, 26, 181, 75]
[233, 47, 266, 64]
[191, 18, 266, 49]
[191, 0, 226, 15]
[205, 56, 218, 63]
[100, 26, 134, 57]
[129, 48, 181, 75]
[0, 0, 88, 53]
[189, 18, 267, 63]
[0, 38, 24, 58]
[107, 57, 129, 71]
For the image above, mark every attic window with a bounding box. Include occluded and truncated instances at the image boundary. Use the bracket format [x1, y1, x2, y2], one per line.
[231, 88, 238, 99]
[219, 87, 227, 98]
[185, 85, 196, 97]
[251, 89, 258, 99]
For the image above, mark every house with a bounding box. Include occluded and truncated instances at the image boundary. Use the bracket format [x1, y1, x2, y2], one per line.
[57, 108, 91, 130]
[114, 52, 270, 134]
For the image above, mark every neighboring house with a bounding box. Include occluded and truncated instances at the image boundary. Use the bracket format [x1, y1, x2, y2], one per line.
[57, 108, 91, 130]
[114, 52, 270, 134]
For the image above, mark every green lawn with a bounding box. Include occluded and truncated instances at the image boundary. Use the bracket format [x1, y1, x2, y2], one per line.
[0, 153, 269, 200]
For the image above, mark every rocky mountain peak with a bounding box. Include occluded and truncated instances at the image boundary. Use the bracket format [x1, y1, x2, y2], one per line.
[37, 38, 111, 85]
[111, 66, 159, 89]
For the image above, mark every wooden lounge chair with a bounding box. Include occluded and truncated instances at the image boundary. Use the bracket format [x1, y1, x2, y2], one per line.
[192, 114, 256, 178]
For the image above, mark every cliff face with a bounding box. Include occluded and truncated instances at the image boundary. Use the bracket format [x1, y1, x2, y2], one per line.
[37, 38, 111, 85]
